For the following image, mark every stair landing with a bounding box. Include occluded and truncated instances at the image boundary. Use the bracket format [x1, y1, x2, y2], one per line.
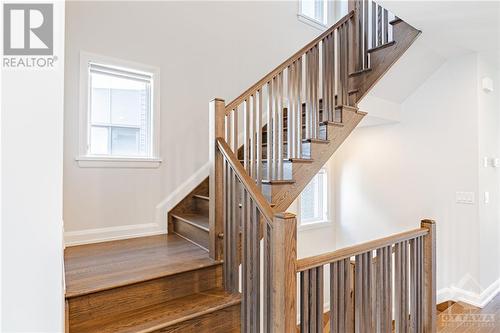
[65, 234, 220, 297]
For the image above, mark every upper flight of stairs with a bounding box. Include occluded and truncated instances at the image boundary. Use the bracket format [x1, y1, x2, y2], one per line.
[64, 234, 240, 333]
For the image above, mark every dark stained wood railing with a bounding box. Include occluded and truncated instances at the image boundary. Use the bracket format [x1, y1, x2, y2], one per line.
[296, 220, 436, 333]
[217, 138, 297, 332]
[208, 1, 430, 332]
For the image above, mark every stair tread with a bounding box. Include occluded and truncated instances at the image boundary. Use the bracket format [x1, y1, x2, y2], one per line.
[349, 67, 372, 77]
[64, 234, 220, 298]
[193, 194, 209, 201]
[261, 179, 296, 185]
[239, 158, 313, 163]
[70, 288, 241, 333]
[367, 41, 396, 53]
[172, 213, 209, 232]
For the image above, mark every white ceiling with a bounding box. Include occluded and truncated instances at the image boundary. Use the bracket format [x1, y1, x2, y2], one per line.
[379, 0, 500, 61]
[366, 0, 499, 105]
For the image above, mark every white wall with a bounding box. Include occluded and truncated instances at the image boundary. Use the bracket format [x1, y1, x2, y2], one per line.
[477, 53, 500, 290]
[332, 52, 500, 305]
[1, 1, 65, 331]
[63, 1, 323, 244]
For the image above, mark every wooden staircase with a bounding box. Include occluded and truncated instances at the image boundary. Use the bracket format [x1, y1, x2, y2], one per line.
[64, 1, 437, 332]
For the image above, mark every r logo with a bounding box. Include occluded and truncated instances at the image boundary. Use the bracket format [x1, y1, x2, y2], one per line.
[3, 3, 53, 55]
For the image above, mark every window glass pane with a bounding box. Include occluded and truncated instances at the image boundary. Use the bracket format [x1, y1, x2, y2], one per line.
[301, 177, 318, 221]
[300, 0, 325, 23]
[111, 85, 147, 127]
[300, 169, 327, 224]
[90, 126, 109, 155]
[88, 64, 152, 158]
[301, 0, 316, 19]
[91, 87, 110, 123]
[111, 127, 140, 156]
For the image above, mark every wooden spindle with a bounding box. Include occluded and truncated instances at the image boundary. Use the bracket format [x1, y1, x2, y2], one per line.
[266, 82, 272, 180]
[363, 0, 369, 68]
[249, 96, 255, 180]
[371, 1, 376, 49]
[301, 270, 310, 332]
[296, 58, 302, 156]
[377, 5, 382, 46]
[243, 99, 250, 173]
[277, 73, 284, 179]
[256, 90, 262, 187]
[383, 8, 389, 44]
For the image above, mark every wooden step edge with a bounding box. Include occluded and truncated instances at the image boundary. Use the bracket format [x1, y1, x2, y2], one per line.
[261, 179, 296, 185]
[77, 289, 241, 333]
[172, 213, 209, 232]
[348, 89, 359, 95]
[65, 259, 224, 299]
[304, 138, 330, 144]
[356, 110, 368, 116]
[138, 292, 242, 333]
[336, 104, 359, 113]
[288, 158, 314, 163]
[349, 67, 372, 77]
[367, 41, 396, 53]
[141, 296, 242, 333]
[192, 194, 209, 201]
[389, 17, 403, 25]
[238, 158, 313, 164]
[320, 120, 344, 127]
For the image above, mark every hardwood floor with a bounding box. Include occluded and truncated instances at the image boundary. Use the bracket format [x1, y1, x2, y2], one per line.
[437, 295, 500, 332]
[65, 234, 220, 297]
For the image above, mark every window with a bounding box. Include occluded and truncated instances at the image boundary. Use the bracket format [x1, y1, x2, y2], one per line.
[299, 168, 329, 226]
[298, 0, 328, 28]
[78, 53, 161, 168]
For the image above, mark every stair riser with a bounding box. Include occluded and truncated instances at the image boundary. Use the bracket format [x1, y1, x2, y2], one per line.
[151, 304, 240, 333]
[173, 218, 209, 250]
[262, 142, 311, 159]
[262, 125, 327, 143]
[193, 197, 209, 216]
[67, 265, 222, 330]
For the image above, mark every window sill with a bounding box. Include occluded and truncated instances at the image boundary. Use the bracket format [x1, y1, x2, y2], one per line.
[298, 220, 332, 231]
[75, 156, 162, 168]
[297, 14, 328, 31]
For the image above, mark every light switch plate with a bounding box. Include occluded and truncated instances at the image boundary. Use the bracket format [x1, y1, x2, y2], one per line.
[456, 191, 475, 204]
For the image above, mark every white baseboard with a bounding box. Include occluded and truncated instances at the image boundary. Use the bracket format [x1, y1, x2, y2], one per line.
[155, 162, 210, 225]
[64, 222, 166, 246]
[437, 278, 500, 308]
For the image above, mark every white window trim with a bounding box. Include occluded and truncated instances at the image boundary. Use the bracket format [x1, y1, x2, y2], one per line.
[297, 0, 329, 31]
[297, 168, 331, 230]
[77, 51, 161, 168]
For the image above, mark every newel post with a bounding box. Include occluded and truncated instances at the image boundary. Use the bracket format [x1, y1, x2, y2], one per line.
[209, 98, 225, 260]
[421, 219, 436, 332]
[271, 212, 297, 332]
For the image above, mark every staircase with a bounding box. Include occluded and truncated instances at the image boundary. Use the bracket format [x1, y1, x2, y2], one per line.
[65, 1, 437, 332]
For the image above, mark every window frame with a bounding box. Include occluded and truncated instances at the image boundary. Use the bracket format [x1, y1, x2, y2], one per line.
[298, 0, 329, 30]
[77, 52, 161, 168]
[298, 167, 331, 230]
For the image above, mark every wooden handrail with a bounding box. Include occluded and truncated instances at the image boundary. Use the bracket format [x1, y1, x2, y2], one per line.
[224, 10, 355, 113]
[216, 137, 275, 223]
[296, 227, 428, 272]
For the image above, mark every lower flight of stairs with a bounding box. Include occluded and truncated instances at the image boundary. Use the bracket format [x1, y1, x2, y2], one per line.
[64, 234, 240, 333]
[169, 178, 210, 250]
